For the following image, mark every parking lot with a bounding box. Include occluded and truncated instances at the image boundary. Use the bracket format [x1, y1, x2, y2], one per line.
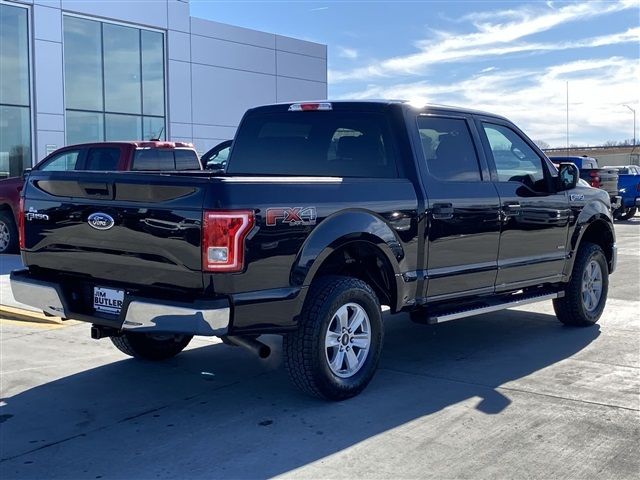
[0, 217, 638, 479]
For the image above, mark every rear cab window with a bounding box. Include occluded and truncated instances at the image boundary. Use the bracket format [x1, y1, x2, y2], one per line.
[132, 148, 201, 171]
[227, 110, 398, 177]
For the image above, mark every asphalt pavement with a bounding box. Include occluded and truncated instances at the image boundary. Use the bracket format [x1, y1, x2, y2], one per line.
[0, 217, 638, 479]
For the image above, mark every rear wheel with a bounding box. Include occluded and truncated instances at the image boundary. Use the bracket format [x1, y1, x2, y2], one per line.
[283, 275, 383, 400]
[0, 211, 18, 254]
[553, 242, 608, 326]
[111, 332, 192, 360]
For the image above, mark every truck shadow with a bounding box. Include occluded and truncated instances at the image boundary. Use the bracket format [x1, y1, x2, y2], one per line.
[1, 309, 600, 478]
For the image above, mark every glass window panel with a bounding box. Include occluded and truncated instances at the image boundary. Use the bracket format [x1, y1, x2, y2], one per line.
[0, 5, 29, 106]
[141, 30, 165, 116]
[103, 24, 141, 114]
[132, 149, 174, 170]
[105, 114, 141, 141]
[63, 17, 103, 111]
[0, 105, 31, 178]
[39, 150, 80, 171]
[85, 147, 121, 170]
[142, 116, 165, 140]
[66, 111, 104, 145]
[175, 149, 201, 170]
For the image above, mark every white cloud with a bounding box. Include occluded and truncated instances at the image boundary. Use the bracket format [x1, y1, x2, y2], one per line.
[329, 0, 637, 82]
[335, 57, 640, 147]
[337, 46, 359, 59]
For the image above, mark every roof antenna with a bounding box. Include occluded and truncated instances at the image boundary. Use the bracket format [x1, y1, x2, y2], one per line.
[150, 125, 165, 142]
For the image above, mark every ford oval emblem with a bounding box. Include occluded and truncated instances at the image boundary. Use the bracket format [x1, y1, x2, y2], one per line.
[88, 212, 115, 231]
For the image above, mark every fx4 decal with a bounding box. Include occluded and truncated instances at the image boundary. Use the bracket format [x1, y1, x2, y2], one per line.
[266, 207, 317, 226]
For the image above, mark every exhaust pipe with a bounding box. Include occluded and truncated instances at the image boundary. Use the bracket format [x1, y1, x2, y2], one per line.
[224, 336, 271, 358]
[91, 325, 120, 340]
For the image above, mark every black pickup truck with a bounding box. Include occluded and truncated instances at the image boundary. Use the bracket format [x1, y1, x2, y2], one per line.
[11, 101, 617, 400]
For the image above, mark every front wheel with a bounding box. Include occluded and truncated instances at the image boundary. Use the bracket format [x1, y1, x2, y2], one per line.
[553, 242, 609, 326]
[111, 332, 192, 360]
[283, 275, 383, 400]
[620, 207, 637, 221]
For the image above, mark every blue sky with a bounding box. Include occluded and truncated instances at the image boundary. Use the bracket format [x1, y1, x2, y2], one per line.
[191, 1, 640, 147]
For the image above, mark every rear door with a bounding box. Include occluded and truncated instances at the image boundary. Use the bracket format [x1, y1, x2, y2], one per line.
[413, 113, 501, 301]
[477, 119, 571, 290]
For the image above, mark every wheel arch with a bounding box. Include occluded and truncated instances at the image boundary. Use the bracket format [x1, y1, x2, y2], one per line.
[566, 212, 615, 276]
[290, 210, 404, 312]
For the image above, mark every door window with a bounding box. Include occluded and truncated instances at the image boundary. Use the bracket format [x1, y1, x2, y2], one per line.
[85, 147, 120, 170]
[482, 123, 547, 191]
[39, 150, 81, 171]
[417, 116, 481, 181]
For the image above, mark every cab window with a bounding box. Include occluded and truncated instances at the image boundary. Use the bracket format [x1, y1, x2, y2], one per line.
[39, 150, 81, 171]
[417, 116, 481, 181]
[482, 123, 547, 192]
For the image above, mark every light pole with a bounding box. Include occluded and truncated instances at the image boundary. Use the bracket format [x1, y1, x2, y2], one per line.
[623, 104, 636, 146]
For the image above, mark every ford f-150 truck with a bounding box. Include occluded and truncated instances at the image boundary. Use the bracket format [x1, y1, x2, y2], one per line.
[11, 101, 617, 400]
[0, 141, 201, 254]
[605, 165, 640, 221]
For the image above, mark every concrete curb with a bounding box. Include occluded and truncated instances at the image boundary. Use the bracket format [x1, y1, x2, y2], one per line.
[0, 305, 63, 325]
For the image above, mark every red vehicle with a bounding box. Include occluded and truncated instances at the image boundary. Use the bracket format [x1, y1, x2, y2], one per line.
[0, 141, 201, 253]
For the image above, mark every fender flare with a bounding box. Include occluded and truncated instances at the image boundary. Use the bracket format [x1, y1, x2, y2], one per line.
[290, 209, 404, 290]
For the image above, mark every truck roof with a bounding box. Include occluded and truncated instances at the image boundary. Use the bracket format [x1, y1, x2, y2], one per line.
[64, 141, 195, 150]
[250, 99, 509, 121]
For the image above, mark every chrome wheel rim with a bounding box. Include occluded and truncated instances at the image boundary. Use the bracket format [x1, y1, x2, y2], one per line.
[324, 302, 371, 378]
[0, 221, 10, 251]
[581, 260, 603, 312]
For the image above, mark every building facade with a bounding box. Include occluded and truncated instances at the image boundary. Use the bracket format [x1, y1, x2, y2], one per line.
[0, 0, 328, 178]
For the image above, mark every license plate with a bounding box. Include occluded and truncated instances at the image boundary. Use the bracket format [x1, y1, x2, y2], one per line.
[93, 287, 124, 315]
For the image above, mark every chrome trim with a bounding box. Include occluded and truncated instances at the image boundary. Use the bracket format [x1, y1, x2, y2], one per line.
[10, 277, 67, 317]
[123, 301, 229, 336]
[429, 292, 562, 324]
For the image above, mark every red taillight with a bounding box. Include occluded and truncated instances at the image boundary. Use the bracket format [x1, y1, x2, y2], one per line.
[589, 171, 601, 188]
[202, 210, 254, 272]
[18, 197, 25, 249]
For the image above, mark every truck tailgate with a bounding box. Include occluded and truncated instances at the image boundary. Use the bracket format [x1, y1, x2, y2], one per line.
[597, 168, 619, 196]
[22, 171, 209, 291]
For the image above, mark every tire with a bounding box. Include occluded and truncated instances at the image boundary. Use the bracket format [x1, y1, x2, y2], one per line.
[620, 207, 637, 221]
[110, 332, 192, 360]
[553, 242, 609, 326]
[0, 210, 18, 254]
[283, 275, 384, 400]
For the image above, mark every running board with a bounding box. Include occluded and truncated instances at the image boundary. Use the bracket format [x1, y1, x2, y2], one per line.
[427, 291, 564, 324]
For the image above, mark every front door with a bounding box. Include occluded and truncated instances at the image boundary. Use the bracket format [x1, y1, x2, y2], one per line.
[477, 120, 571, 290]
[415, 114, 501, 301]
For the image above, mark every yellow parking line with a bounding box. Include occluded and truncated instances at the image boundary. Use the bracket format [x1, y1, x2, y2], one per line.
[0, 317, 67, 329]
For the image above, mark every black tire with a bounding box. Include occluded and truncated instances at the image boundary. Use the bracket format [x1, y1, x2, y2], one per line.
[0, 210, 18, 254]
[553, 242, 608, 327]
[620, 207, 637, 221]
[283, 275, 384, 400]
[110, 332, 192, 360]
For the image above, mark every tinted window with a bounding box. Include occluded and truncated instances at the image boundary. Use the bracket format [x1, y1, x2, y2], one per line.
[417, 116, 481, 181]
[483, 123, 546, 191]
[175, 149, 201, 170]
[228, 112, 397, 177]
[132, 149, 174, 170]
[85, 147, 120, 170]
[40, 150, 81, 171]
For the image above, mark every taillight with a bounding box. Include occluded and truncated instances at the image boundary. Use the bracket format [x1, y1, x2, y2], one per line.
[18, 197, 25, 249]
[589, 171, 601, 188]
[636, 183, 640, 192]
[202, 210, 254, 272]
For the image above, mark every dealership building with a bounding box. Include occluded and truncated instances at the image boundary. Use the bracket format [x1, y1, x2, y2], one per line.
[0, 0, 328, 177]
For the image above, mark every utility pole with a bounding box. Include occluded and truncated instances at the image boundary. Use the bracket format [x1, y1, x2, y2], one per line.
[623, 104, 636, 146]
[566, 81, 569, 155]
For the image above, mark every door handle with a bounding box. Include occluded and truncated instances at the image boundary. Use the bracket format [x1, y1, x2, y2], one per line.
[432, 203, 454, 220]
[502, 202, 521, 218]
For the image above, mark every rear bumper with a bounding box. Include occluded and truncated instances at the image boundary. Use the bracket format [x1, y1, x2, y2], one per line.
[9, 269, 230, 336]
[610, 195, 622, 209]
[635, 198, 640, 207]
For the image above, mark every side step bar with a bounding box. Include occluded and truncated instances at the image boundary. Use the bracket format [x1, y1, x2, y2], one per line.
[427, 291, 564, 324]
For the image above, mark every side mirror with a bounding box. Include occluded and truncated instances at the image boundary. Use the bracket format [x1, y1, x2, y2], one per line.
[557, 162, 579, 191]
[22, 167, 32, 180]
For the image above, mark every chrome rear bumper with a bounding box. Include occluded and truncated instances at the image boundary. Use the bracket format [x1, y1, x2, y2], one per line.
[9, 270, 229, 336]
